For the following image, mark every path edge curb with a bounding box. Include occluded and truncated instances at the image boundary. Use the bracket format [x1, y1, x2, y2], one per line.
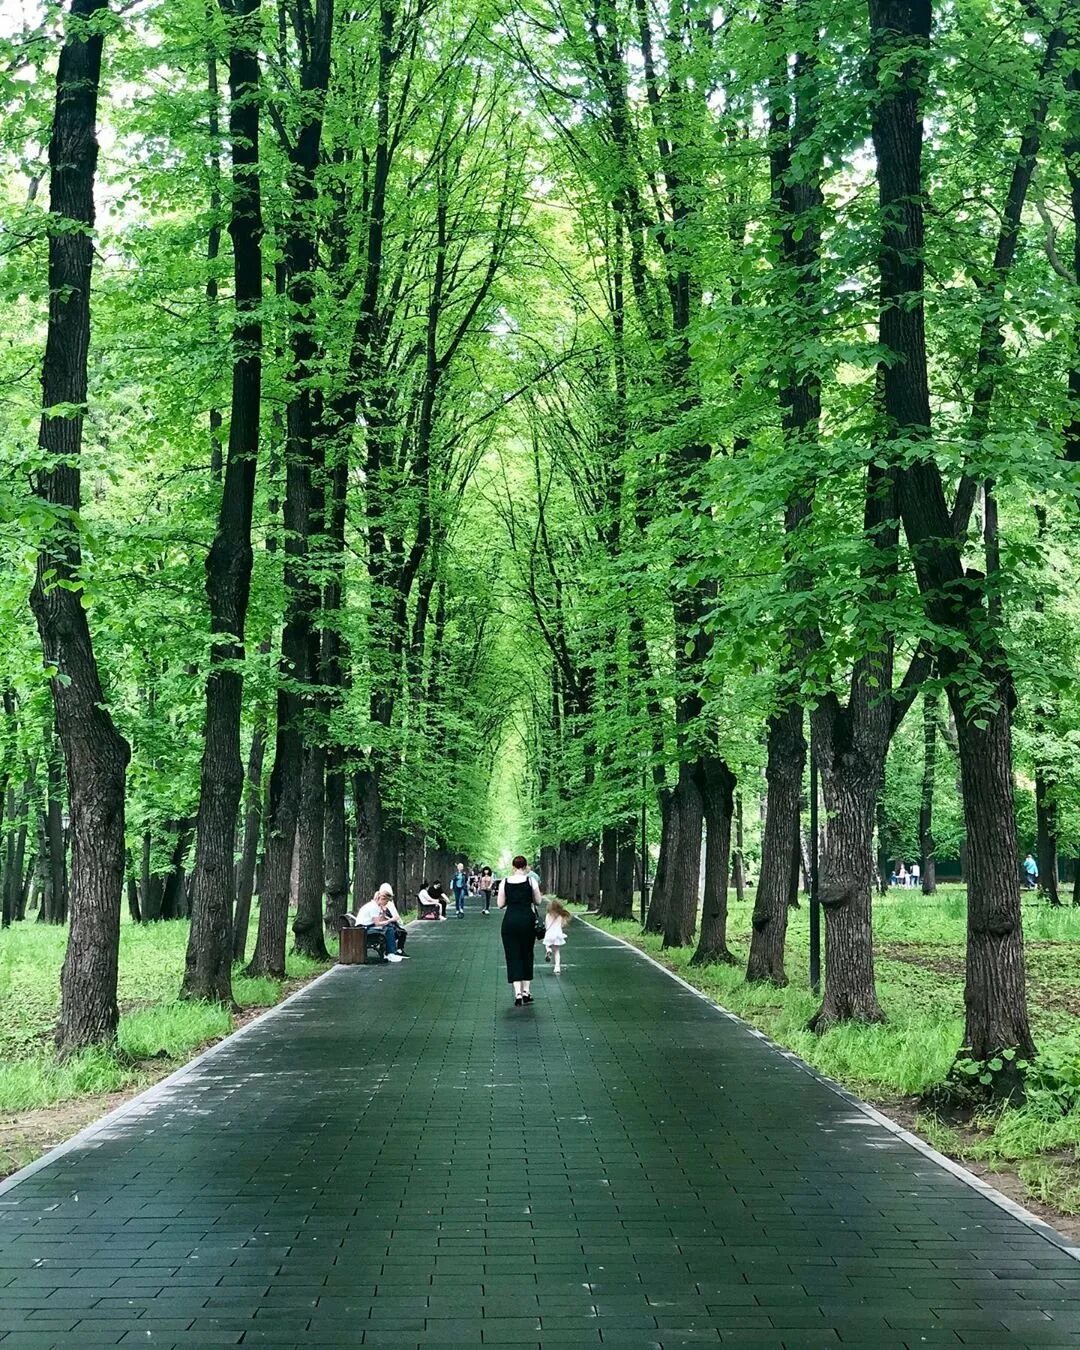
[579, 913, 1080, 1266]
[0, 916, 426, 1202]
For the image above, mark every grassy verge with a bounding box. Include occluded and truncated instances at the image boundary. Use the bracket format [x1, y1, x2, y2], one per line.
[0, 914, 335, 1176]
[582, 887, 1080, 1230]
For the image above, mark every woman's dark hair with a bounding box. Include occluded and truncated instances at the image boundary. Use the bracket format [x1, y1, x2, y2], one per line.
[430, 881, 443, 896]
[482, 867, 492, 876]
[512, 854, 528, 870]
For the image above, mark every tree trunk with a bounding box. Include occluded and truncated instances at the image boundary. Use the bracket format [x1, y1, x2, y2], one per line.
[1035, 767, 1059, 905]
[691, 756, 737, 965]
[869, 0, 1034, 1077]
[233, 720, 266, 963]
[599, 825, 619, 916]
[732, 794, 746, 902]
[352, 767, 383, 911]
[161, 818, 195, 922]
[645, 788, 675, 934]
[809, 767, 884, 1032]
[662, 765, 703, 949]
[540, 844, 557, 895]
[747, 705, 804, 984]
[292, 743, 329, 959]
[920, 685, 938, 894]
[323, 743, 348, 925]
[29, 0, 131, 1053]
[183, 0, 264, 1005]
[612, 821, 636, 919]
[952, 698, 1035, 1063]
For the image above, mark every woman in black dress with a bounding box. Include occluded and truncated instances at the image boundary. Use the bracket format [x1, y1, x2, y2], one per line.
[498, 854, 542, 1006]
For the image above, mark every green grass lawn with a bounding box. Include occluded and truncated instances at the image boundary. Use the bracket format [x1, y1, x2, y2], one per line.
[585, 886, 1080, 1221]
[0, 913, 333, 1134]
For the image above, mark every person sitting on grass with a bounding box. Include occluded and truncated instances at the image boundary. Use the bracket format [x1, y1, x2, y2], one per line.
[354, 884, 406, 962]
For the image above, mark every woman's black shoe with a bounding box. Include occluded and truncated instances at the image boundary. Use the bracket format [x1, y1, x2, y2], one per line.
[523, 993, 533, 1004]
[514, 996, 523, 1007]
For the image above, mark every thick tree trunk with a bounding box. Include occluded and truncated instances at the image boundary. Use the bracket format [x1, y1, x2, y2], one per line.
[691, 756, 736, 965]
[809, 768, 884, 1031]
[662, 764, 703, 949]
[612, 821, 636, 919]
[232, 720, 266, 963]
[183, 0, 263, 1004]
[29, 0, 131, 1053]
[292, 743, 329, 958]
[747, 705, 805, 984]
[1073, 857, 1080, 907]
[953, 697, 1035, 1063]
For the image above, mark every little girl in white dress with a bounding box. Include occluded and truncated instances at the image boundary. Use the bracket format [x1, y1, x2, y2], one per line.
[543, 900, 572, 973]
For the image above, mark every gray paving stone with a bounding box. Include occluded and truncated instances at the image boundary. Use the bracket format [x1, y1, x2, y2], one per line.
[0, 917, 1077, 1348]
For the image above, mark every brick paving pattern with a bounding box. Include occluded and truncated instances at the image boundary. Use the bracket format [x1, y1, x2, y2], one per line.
[1, 914, 1079, 1347]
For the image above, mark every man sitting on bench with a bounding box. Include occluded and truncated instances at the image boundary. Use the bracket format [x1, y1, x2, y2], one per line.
[354, 885, 405, 962]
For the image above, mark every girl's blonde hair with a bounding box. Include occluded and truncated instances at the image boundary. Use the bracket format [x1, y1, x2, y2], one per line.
[547, 899, 572, 921]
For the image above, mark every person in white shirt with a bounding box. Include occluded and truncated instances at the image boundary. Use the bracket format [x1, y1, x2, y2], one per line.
[910, 861, 921, 889]
[353, 885, 405, 961]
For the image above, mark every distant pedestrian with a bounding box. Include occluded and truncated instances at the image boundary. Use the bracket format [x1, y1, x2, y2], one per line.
[897, 862, 908, 887]
[1023, 853, 1039, 890]
[477, 866, 494, 914]
[543, 899, 572, 974]
[911, 861, 921, 889]
[451, 863, 470, 916]
[498, 854, 542, 1005]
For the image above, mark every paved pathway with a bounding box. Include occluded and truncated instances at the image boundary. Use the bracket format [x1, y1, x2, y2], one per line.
[1, 915, 1079, 1349]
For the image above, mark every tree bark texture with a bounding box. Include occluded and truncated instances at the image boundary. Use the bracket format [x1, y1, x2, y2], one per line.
[747, 705, 805, 984]
[691, 756, 737, 965]
[183, 0, 264, 1004]
[645, 788, 675, 934]
[662, 765, 703, 949]
[29, 0, 132, 1053]
[292, 742, 329, 957]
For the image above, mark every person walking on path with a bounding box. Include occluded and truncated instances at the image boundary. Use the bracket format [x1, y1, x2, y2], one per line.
[498, 854, 542, 1005]
[451, 862, 470, 916]
[1023, 852, 1039, 890]
[911, 860, 921, 889]
[477, 866, 494, 914]
[543, 899, 571, 973]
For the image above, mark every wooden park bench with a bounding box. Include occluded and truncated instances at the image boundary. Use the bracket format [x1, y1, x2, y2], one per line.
[337, 914, 386, 965]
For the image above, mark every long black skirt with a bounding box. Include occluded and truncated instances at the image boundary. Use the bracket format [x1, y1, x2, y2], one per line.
[501, 905, 535, 983]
